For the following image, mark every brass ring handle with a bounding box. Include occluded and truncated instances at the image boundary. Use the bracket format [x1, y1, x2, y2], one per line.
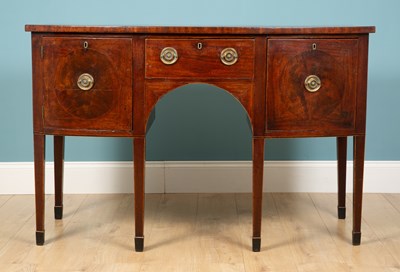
[160, 47, 178, 65]
[220, 48, 238, 66]
[77, 73, 94, 91]
[304, 75, 321, 92]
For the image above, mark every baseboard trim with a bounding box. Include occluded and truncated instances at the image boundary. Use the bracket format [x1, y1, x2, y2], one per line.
[0, 161, 399, 194]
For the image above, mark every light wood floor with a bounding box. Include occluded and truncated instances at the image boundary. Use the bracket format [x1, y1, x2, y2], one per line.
[0, 193, 400, 272]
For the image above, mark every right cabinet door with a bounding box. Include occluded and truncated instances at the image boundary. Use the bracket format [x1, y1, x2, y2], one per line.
[265, 38, 359, 137]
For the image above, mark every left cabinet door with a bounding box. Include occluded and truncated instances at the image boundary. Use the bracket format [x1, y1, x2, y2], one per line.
[42, 37, 133, 134]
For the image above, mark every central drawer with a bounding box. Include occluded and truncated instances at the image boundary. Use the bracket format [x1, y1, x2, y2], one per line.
[145, 38, 255, 79]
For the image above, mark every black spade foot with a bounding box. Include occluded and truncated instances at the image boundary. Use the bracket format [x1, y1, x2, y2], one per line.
[54, 206, 63, 220]
[338, 206, 346, 219]
[135, 236, 144, 252]
[252, 237, 261, 252]
[352, 231, 361, 245]
[36, 231, 45, 246]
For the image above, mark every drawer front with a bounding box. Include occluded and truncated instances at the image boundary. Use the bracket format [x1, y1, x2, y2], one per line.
[42, 37, 133, 132]
[265, 38, 359, 135]
[145, 38, 255, 79]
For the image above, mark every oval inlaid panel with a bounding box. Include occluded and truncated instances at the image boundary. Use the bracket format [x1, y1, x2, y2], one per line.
[54, 49, 118, 119]
[278, 50, 346, 120]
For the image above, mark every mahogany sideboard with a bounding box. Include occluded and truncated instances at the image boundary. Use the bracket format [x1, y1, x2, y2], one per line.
[25, 25, 375, 252]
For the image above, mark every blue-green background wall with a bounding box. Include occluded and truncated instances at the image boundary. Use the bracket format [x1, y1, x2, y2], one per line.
[0, 0, 398, 162]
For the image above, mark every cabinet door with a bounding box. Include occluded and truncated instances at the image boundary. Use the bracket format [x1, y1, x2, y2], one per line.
[42, 37, 132, 134]
[265, 38, 359, 137]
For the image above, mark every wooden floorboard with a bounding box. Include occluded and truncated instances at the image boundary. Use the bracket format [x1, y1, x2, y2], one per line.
[0, 193, 399, 272]
[0, 195, 12, 208]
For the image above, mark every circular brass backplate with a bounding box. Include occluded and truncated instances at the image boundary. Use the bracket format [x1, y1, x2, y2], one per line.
[77, 73, 94, 91]
[160, 47, 178, 65]
[304, 75, 321, 92]
[220, 48, 238, 66]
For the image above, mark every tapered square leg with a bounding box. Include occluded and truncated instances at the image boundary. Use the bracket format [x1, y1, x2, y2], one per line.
[352, 135, 365, 246]
[54, 136, 64, 220]
[337, 137, 347, 219]
[34, 134, 46, 246]
[134, 137, 145, 252]
[252, 138, 264, 252]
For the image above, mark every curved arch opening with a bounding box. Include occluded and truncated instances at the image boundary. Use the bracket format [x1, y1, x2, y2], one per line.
[145, 83, 252, 161]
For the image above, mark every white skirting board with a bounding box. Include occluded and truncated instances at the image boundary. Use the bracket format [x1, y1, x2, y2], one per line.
[0, 161, 399, 194]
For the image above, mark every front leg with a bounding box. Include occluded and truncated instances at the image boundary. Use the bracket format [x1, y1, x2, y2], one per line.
[134, 137, 145, 252]
[252, 137, 265, 252]
[352, 135, 365, 245]
[34, 134, 46, 245]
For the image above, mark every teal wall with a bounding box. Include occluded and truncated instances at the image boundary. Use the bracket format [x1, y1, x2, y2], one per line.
[0, 0, 398, 162]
